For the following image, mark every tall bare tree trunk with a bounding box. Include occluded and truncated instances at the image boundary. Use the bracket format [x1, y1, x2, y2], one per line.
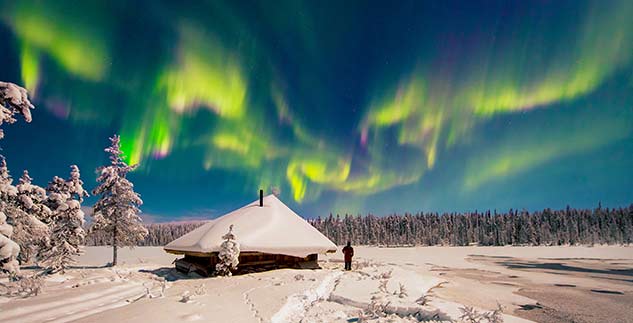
[112, 226, 118, 266]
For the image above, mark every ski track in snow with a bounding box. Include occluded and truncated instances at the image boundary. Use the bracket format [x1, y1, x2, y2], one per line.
[270, 271, 343, 323]
[0, 282, 146, 323]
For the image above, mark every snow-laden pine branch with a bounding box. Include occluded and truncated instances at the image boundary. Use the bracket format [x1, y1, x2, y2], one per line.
[0, 81, 34, 140]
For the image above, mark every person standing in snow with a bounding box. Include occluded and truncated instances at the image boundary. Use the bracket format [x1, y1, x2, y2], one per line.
[342, 241, 354, 270]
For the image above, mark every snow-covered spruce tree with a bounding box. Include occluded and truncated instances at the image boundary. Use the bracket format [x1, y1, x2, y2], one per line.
[215, 225, 240, 276]
[0, 158, 18, 274]
[44, 176, 66, 217]
[41, 166, 88, 273]
[67, 165, 89, 201]
[0, 158, 24, 276]
[91, 135, 148, 266]
[38, 177, 65, 264]
[0, 82, 34, 276]
[12, 170, 50, 264]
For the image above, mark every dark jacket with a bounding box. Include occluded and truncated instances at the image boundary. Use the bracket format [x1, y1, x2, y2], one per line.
[342, 245, 354, 262]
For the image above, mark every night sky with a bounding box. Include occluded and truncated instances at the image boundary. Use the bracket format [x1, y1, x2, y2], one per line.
[0, 0, 631, 221]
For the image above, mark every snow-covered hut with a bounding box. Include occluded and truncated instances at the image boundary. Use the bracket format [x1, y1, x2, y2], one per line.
[164, 192, 337, 275]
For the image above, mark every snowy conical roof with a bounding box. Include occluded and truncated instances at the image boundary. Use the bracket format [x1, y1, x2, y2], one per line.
[164, 194, 337, 258]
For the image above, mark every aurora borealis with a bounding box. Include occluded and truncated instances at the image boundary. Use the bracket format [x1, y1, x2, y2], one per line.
[0, 0, 632, 221]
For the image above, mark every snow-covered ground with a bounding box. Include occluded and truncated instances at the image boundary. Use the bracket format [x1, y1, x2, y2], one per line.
[2, 245, 632, 322]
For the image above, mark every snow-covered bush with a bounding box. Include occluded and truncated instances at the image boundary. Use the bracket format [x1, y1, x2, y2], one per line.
[215, 225, 240, 276]
[91, 135, 148, 266]
[0, 273, 43, 298]
[372, 270, 392, 280]
[397, 283, 408, 298]
[41, 166, 88, 273]
[377, 279, 388, 293]
[458, 304, 504, 323]
[358, 296, 391, 322]
[415, 294, 429, 306]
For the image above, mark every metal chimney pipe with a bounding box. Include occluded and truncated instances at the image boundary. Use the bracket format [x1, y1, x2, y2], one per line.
[259, 189, 263, 207]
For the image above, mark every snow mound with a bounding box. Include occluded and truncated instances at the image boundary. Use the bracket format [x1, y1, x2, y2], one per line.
[332, 265, 444, 307]
[271, 271, 343, 323]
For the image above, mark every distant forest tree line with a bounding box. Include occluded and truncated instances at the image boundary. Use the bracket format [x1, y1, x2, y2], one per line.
[84, 204, 633, 247]
[85, 222, 204, 247]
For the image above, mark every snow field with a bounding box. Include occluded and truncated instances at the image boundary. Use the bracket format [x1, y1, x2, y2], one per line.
[0, 266, 164, 323]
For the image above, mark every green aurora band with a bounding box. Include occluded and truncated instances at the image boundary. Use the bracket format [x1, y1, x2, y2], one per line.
[0, 0, 632, 216]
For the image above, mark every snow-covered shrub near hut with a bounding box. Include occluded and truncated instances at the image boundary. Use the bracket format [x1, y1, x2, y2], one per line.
[92, 135, 148, 266]
[215, 225, 240, 276]
[41, 166, 88, 273]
